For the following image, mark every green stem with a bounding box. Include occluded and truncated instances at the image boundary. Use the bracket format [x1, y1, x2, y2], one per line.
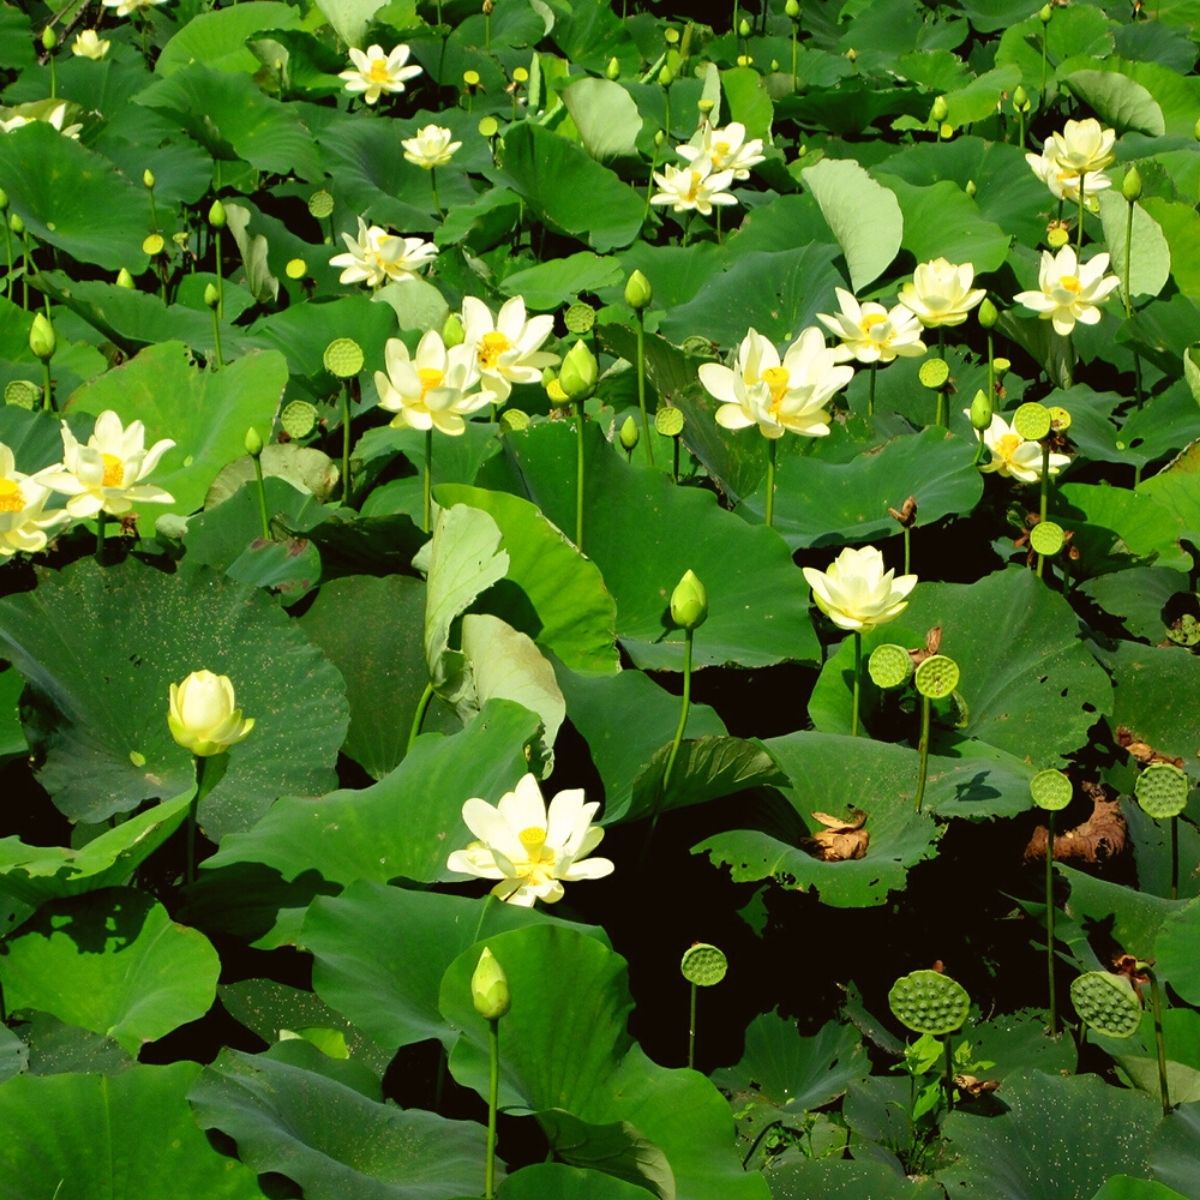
[765, 438, 777, 528]
[430, 166, 443, 218]
[148, 186, 158, 233]
[936, 390, 946, 429]
[213, 227, 225, 320]
[1170, 815, 1179, 901]
[672, 435, 680, 484]
[687, 981, 698, 1070]
[423, 427, 433, 533]
[341, 384, 353, 505]
[1039, 22, 1048, 106]
[790, 24, 798, 91]
[914, 696, 931, 812]
[663, 86, 671, 143]
[2, 222, 12, 297]
[1149, 972, 1171, 1116]
[252, 454, 270, 540]
[1123, 196, 1134, 321]
[1046, 810, 1058, 1035]
[49, 54, 57, 100]
[867, 362, 876, 418]
[484, 10, 491, 51]
[185, 754, 219, 886]
[1037, 442, 1051, 579]
[1017, 106, 1026, 151]
[643, 627, 693, 867]
[41, 358, 52, 412]
[635, 311, 654, 465]
[211, 306, 223, 369]
[850, 630, 862, 738]
[485, 1018, 500, 1199]
[407, 681, 434, 754]
[943, 1036, 955, 1113]
[903, 525, 911, 576]
[732, 0, 739, 34]
[1076, 174, 1086, 252]
[986, 331, 994, 401]
[574, 400, 585, 551]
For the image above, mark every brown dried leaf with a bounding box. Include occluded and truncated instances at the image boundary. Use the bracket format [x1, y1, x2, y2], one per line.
[1024, 794, 1127, 865]
[1116, 726, 1185, 768]
[803, 809, 869, 861]
[955, 1074, 1001, 1098]
[811, 809, 867, 831]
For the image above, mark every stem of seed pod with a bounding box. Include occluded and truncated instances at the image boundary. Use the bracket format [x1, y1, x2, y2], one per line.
[903, 524, 911, 575]
[936, 388, 947, 429]
[986, 331, 995, 400]
[41, 359, 52, 412]
[2, 223, 12, 298]
[914, 695, 931, 812]
[252, 455, 270, 541]
[867, 361, 877, 418]
[943, 1036, 955, 1113]
[338, 383, 352, 504]
[672, 434, 680, 483]
[687, 980, 698, 1069]
[1076, 173, 1086, 252]
[1046, 809, 1058, 1035]
[422, 427, 433, 532]
[1039, 24, 1048, 106]
[1148, 972, 1172, 1115]
[850, 630, 862, 737]
[765, 438, 777, 528]
[407, 680, 434, 753]
[211, 306, 223, 369]
[635, 309, 654, 465]
[1170, 815, 1179, 900]
[575, 399, 586, 550]
[1037, 442, 1051, 579]
[484, 10, 491, 50]
[484, 1017, 500, 1199]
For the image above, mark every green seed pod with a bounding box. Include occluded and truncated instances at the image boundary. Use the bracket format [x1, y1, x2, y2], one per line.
[1194, 115, 1200, 141]
[664, 27, 680, 45]
[564, 302, 595, 335]
[28, 313, 55, 362]
[655, 406, 684, 437]
[443, 312, 466, 349]
[143, 168, 156, 189]
[680, 943, 728, 987]
[888, 969, 970, 1036]
[1122, 165, 1143, 202]
[625, 269, 653, 311]
[605, 56, 620, 80]
[915, 654, 959, 700]
[930, 96, 948, 123]
[203, 283, 220, 310]
[670, 568, 708, 631]
[1047, 224, 1069, 249]
[307, 189, 334, 219]
[1070, 971, 1141, 1038]
[970, 389, 993, 431]
[1166, 613, 1200, 647]
[116, 267, 135, 290]
[738, 17, 752, 36]
[993, 355, 1011, 375]
[559, 339, 598, 401]
[697, 98, 716, 116]
[208, 199, 227, 229]
[619, 414, 639, 451]
[1134, 762, 1189, 820]
[918, 358, 950, 390]
[281, 400, 318, 439]
[4, 379, 39, 410]
[41, 25, 57, 51]
[868, 643, 914, 690]
[1013, 401, 1052, 441]
[323, 337, 364, 378]
[786, 0, 800, 19]
[499, 408, 530, 433]
[142, 233, 165, 256]
[471, 947, 511, 1021]
[244, 427, 264, 458]
[477, 115, 500, 139]
[1030, 521, 1064, 557]
[977, 297, 998, 329]
[1048, 405, 1071, 433]
[284, 258, 307, 281]
[1030, 768, 1072, 812]
[546, 376, 570, 406]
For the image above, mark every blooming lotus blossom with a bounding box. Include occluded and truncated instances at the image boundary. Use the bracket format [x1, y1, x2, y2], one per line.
[446, 772, 615, 907]
[339, 43, 422, 105]
[101, 0, 169, 16]
[650, 158, 738, 216]
[459, 295, 558, 403]
[1013, 245, 1120, 336]
[402, 124, 461, 168]
[1025, 143, 1111, 210]
[168, 670, 254, 758]
[330, 217, 438, 289]
[71, 30, 110, 59]
[897, 258, 986, 328]
[1046, 117, 1116, 178]
[42, 410, 174, 519]
[374, 329, 489, 435]
[0, 101, 82, 139]
[802, 545, 917, 633]
[817, 289, 927, 365]
[0, 444, 69, 557]
[676, 121, 765, 180]
[970, 411, 1070, 484]
[700, 326, 853, 440]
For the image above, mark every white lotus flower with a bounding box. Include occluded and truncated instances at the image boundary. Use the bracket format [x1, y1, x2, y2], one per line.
[1013, 245, 1120, 337]
[1025, 143, 1111, 210]
[802, 545, 917, 633]
[330, 217, 438, 289]
[0, 444, 69, 557]
[459, 295, 558, 403]
[42, 411, 174, 519]
[817, 288, 927, 365]
[650, 158, 738, 216]
[71, 30, 111, 59]
[897, 258, 986, 329]
[700, 326, 853, 440]
[446, 773, 615, 907]
[101, 0, 169, 16]
[970, 411, 1070, 484]
[1047, 117, 1117, 178]
[676, 121, 765, 180]
[167, 670, 255, 758]
[374, 330, 489, 436]
[0, 101, 82, 139]
[339, 43, 423, 105]
[402, 124, 461, 168]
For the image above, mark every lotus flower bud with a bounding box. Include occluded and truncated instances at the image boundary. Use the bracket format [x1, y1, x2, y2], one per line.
[245, 427, 264, 458]
[965, 179, 977, 198]
[208, 199, 226, 229]
[658, 65, 673, 86]
[41, 25, 57, 50]
[116, 267, 135, 289]
[970, 389, 992, 431]
[443, 312, 465, 348]
[143, 169, 156, 189]
[1122, 165, 1142, 202]
[1013, 85, 1029, 112]
[978, 297, 998, 329]
[624, 269, 653, 311]
[845, 47, 857, 62]
[619, 414, 639, 451]
[670, 568, 708, 631]
[738, 17, 751, 36]
[605, 56, 620, 80]
[786, 0, 801, 19]
[167, 670, 255, 758]
[1039, 3, 1052, 21]
[29, 313, 55, 361]
[471, 947, 511, 1021]
[9, 212, 24, 235]
[203, 283, 220, 309]
[559, 339, 598, 401]
[930, 96, 948, 122]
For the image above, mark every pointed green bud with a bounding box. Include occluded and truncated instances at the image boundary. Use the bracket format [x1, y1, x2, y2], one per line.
[624, 269, 653, 311]
[619, 414, 639, 451]
[41, 25, 57, 51]
[116, 267, 135, 289]
[970, 389, 992, 431]
[1039, 3, 1052, 21]
[786, 0, 801, 18]
[208, 199, 226, 229]
[471, 947, 511, 1020]
[559, 339, 598, 401]
[1013, 84, 1028, 108]
[244, 427, 264, 458]
[605, 56, 620, 80]
[1194, 115, 1200, 141]
[29, 313, 55, 361]
[658, 65, 673, 87]
[203, 282, 220, 309]
[443, 312, 465, 348]
[1122, 165, 1142, 202]
[738, 17, 752, 36]
[930, 96, 948, 122]
[9, 212, 23, 235]
[978, 297, 998, 329]
[654, 129, 666, 148]
[965, 178, 977, 198]
[143, 169, 156, 189]
[670, 569, 708, 631]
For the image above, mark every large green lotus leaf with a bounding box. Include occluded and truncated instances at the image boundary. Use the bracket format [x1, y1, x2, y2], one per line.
[765, 1158, 945, 1200]
[561, 77, 642, 160]
[0, 1063, 268, 1198]
[743, 427, 982, 547]
[1151, 1103, 1200, 1200]
[969, 1008, 1078, 1081]
[0, 792, 191, 908]
[799, 158, 903, 292]
[1139, 461, 1200, 547]
[943, 63, 1023, 128]
[1154, 900, 1200, 1006]
[1061, 865, 1185, 960]
[298, 574, 427, 779]
[0, 123, 150, 273]
[936, 1070, 1161, 1199]
[1141, 199, 1200, 301]
[1076, 58, 1200, 138]
[65, 342, 288, 519]
[1056, 484, 1191, 576]
[1092, 1179, 1189, 1200]
[0, 558, 347, 834]
[1098, 193, 1171, 304]
[497, 251, 625, 312]
[206, 700, 541, 888]
[656, 245, 845, 348]
[0, 1025, 24, 1085]
[549, 0, 641, 73]
[157, 2, 304, 76]
[0, 667, 22, 763]
[497, 421, 819, 670]
[695, 732, 943, 908]
[436, 484, 618, 676]
[1079, 567, 1193, 643]
[0, 5, 34, 69]
[0, 403, 88, 473]
[1099, 1008, 1200, 1106]
[1063, 70, 1167, 137]
[499, 1164, 652, 1199]
[135, 64, 323, 178]
[0, 888, 219, 1055]
[312, 0, 389, 46]
[440, 924, 770, 1200]
[189, 1042, 488, 1200]
[495, 123, 644, 253]
[304, 883, 608, 1054]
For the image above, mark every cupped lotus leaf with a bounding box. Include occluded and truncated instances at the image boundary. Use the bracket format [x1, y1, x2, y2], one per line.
[1058, 483, 1191, 575]
[205, 700, 542, 889]
[158, 2, 303, 75]
[0, 557, 347, 836]
[304, 883, 608, 1054]
[1079, 567, 1193, 643]
[561, 77, 642, 160]
[942, 63, 1022, 128]
[439, 924, 769, 1200]
[188, 1042, 489, 1200]
[799, 158, 903, 292]
[1141, 199, 1200, 302]
[499, 1164, 653, 1200]
[1063, 70, 1167, 137]
[936, 1069, 1161, 1200]
[969, 1008, 1078, 1081]
[0, 6, 34, 69]
[1061, 864, 1185, 960]
[223, 202, 280, 305]
[64, 341, 289, 519]
[1091, 1179, 1189, 1200]
[0, 1063, 269, 1198]
[311, 0, 389, 47]
[766, 1157, 946, 1199]
[0, 888, 219, 1054]
[0, 123, 150, 273]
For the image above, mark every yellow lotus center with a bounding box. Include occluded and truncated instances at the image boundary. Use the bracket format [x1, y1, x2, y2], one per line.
[685, 170, 702, 202]
[995, 433, 1022, 462]
[101, 453, 124, 488]
[712, 141, 731, 166]
[367, 60, 393, 83]
[0, 479, 24, 512]
[417, 366, 445, 399]
[1060, 274, 1082, 294]
[479, 331, 511, 370]
[517, 826, 557, 885]
[860, 313, 890, 340]
[762, 366, 790, 409]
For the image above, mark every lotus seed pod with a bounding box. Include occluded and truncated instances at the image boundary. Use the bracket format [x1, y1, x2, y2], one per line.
[970, 389, 993, 431]
[546, 376, 569, 406]
[655, 407, 684, 436]
[965, 179, 977, 198]
[1070, 971, 1141, 1037]
[559, 339, 598, 401]
[244, 427, 264, 458]
[1122, 165, 1143, 202]
[499, 408, 530, 433]
[307, 189, 334, 219]
[605, 56, 620, 80]
[698, 98, 716, 116]
[625, 269, 653, 311]
[978, 297, 998, 329]
[478, 115, 500, 138]
[281, 399, 318, 439]
[1047, 223, 1069, 249]
[28, 313, 55, 361]
[918, 359, 950, 390]
[471, 947, 511, 1021]
[4, 379, 38, 410]
[280, 258, 305, 281]
[1048, 405, 1071, 432]
[442, 312, 465, 349]
[930, 96, 948, 123]
[619, 414, 639, 451]
[664, 27, 680, 44]
[670, 569, 708, 631]
[888, 969, 970, 1036]
[681, 943, 728, 987]
[463, 70, 481, 89]
[868, 643, 914, 689]
[915, 654, 959, 700]
[1134, 762, 1189, 820]
[1039, 3, 1052, 20]
[738, 17, 752, 36]
[323, 337, 364, 378]
[142, 233, 165, 256]
[9, 212, 23, 234]
[1030, 521, 1064, 557]
[658, 65, 674, 87]
[993, 356, 1011, 375]
[41, 24, 57, 50]
[116, 267, 135, 289]
[208, 199, 226, 229]
[142, 168, 156, 189]
[1030, 768, 1072, 812]
[564, 302, 595, 335]
[512, 66, 528, 84]
[786, 0, 800, 18]
[1013, 85, 1029, 110]
[1014, 401, 1052, 441]
[172, 231, 189, 249]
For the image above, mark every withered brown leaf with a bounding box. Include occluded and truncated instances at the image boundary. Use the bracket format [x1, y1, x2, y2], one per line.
[803, 809, 870, 862]
[1024, 793, 1127, 865]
